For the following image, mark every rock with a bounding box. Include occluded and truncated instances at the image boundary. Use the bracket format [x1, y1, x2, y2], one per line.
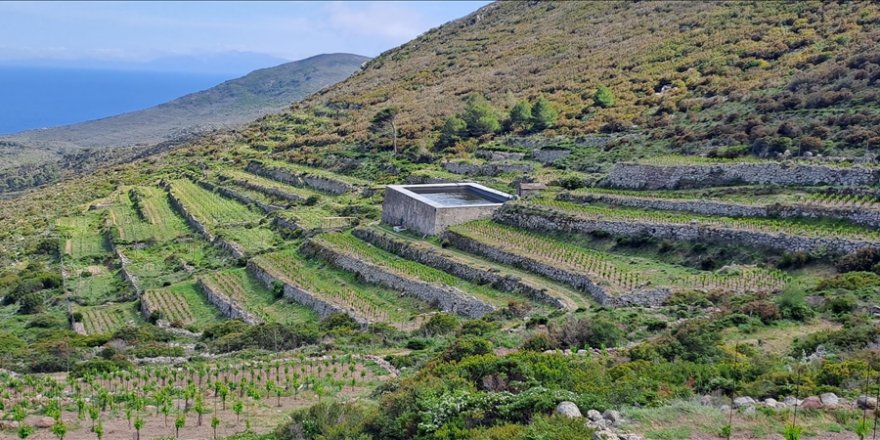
[800, 396, 823, 410]
[857, 396, 878, 410]
[593, 430, 620, 440]
[783, 397, 802, 407]
[820, 392, 839, 408]
[733, 396, 756, 408]
[619, 435, 645, 440]
[554, 401, 582, 418]
[587, 409, 604, 422]
[603, 409, 622, 426]
[763, 398, 779, 409]
[588, 419, 608, 430]
[743, 406, 756, 415]
[719, 404, 730, 412]
[26, 416, 54, 429]
[700, 395, 714, 406]
[0, 420, 19, 430]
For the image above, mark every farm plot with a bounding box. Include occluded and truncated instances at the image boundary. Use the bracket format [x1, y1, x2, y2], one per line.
[65, 262, 124, 305]
[168, 179, 263, 227]
[521, 198, 880, 242]
[220, 168, 327, 202]
[143, 281, 224, 329]
[217, 225, 283, 255]
[56, 215, 109, 259]
[257, 158, 372, 189]
[120, 240, 231, 290]
[199, 268, 318, 325]
[76, 301, 141, 335]
[275, 206, 354, 232]
[312, 231, 547, 310]
[448, 221, 789, 297]
[251, 247, 434, 329]
[107, 186, 189, 243]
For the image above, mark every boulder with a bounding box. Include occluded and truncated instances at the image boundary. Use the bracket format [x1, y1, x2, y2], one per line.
[857, 396, 878, 410]
[554, 401, 582, 418]
[0, 420, 19, 430]
[593, 430, 620, 440]
[743, 406, 756, 415]
[719, 404, 730, 412]
[763, 398, 779, 409]
[619, 435, 645, 440]
[587, 409, 604, 422]
[800, 396, 823, 410]
[733, 396, 756, 408]
[700, 395, 714, 407]
[819, 392, 839, 408]
[783, 397, 802, 407]
[603, 409, 622, 426]
[26, 416, 55, 429]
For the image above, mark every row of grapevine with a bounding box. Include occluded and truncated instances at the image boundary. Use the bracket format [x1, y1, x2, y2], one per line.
[168, 179, 263, 226]
[449, 221, 789, 295]
[143, 289, 195, 324]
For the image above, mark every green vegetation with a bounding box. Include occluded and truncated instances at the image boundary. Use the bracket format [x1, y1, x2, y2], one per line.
[143, 280, 224, 330]
[198, 268, 318, 325]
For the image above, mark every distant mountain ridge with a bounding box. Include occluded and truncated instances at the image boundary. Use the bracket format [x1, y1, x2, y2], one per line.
[0, 53, 369, 192]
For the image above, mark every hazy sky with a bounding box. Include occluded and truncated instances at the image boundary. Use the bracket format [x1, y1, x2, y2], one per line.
[0, 1, 490, 64]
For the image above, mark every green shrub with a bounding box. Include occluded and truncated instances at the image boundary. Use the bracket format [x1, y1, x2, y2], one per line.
[593, 85, 615, 108]
[419, 313, 458, 337]
[462, 94, 501, 137]
[508, 100, 532, 132]
[531, 97, 559, 131]
[836, 248, 880, 273]
[442, 336, 493, 362]
[277, 401, 377, 440]
[817, 272, 880, 291]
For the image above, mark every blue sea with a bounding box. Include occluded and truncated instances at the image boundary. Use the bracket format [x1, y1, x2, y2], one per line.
[0, 67, 230, 134]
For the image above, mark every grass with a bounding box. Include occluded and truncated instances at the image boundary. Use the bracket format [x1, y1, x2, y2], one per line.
[275, 206, 352, 231]
[198, 268, 318, 325]
[65, 262, 124, 305]
[217, 225, 283, 255]
[106, 186, 190, 243]
[56, 215, 109, 260]
[251, 246, 434, 329]
[257, 158, 372, 188]
[220, 168, 328, 201]
[168, 179, 263, 226]
[120, 240, 231, 290]
[143, 280, 225, 330]
[521, 197, 880, 241]
[313, 231, 547, 309]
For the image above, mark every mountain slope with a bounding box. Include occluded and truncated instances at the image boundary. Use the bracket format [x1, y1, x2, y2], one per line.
[264, 2, 879, 163]
[0, 53, 368, 192]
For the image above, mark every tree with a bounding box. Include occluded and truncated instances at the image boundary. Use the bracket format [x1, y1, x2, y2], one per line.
[531, 96, 559, 131]
[594, 85, 615, 108]
[175, 412, 185, 438]
[437, 116, 467, 150]
[233, 400, 244, 425]
[211, 414, 220, 439]
[134, 417, 144, 440]
[508, 99, 533, 131]
[462, 94, 501, 136]
[370, 107, 400, 154]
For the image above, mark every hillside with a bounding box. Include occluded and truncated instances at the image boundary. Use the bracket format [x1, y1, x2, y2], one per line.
[0, 2, 879, 440]
[0, 53, 368, 191]
[262, 2, 880, 165]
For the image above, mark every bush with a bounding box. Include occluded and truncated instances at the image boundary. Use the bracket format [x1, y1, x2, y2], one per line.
[817, 272, 880, 291]
[776, 288, 815, 322]
[277, 401, 377, 440]
[837, 248, 880, 273]
[594, 85, 615, 108]
[419, 313, 458, 337]
[555, 316, 624, 349]
[462, 94, 501, 137]
[508, 100, 532, 132]
[531, 97, 559, 131]
[441, 336, 493, 362]
[522, 333, 556, 352]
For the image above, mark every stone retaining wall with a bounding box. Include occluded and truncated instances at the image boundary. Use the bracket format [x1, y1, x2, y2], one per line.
[495, 204, 879, 257]
[602, 162, 880, 189]
[301, 239, 495, 318]
[114, 246, 143, 297]
[246, 259, 370, 327]
[443, 161, 534, 177]
[161, 180, 247, 259]
[217, 186, 280, 214]
[559, 192, 880, 229]
[475, 150, 526, 161]
[233, 178, 304, 203]
[352, 227, 566, 309]
[531, 149, 571, 164]
[195, 278, 262, 324]
[246, 160, 356, 195]
[442, 230, 669, 307]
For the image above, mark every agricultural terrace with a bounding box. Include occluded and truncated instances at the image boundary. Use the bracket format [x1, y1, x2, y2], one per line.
[275, 206, 354, 232]
[220, 168, 327, 201]
[121, 240, 230, 290]
[250, 247, 434, 330]
[65, 262, 123, 306]
[564, 186, 880, 211]
[198, 268, 318, 325]
[0, 355, 391, 440]
[216, 225, 283, 255]
[142, 281, 224, 329]
[448, 221, 789, 296]
[258, 158, 372, 188]
[312, 231, 550, 310]
[56, 215, 109, 260]
[106, 186, 189, 243]
[519, 198, 880, 242]
[75, 301, 141, 335]
[167, 179, 262, 226]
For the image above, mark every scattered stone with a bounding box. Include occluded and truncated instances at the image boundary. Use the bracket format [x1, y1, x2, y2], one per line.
[26, 416, 55, 429]
[733, 396, 756, 408]
[554, 401, 582, 418]
[603, 409, 622, 426]
[819, 392, 839, 408]
[783, 397, 802, 407]
[801, 396, 823, 410]
[700, 395, 714, 406]
[0, 420, 19, 430]
[619, 435, 645, 440]
[593, 430, 620, 440]
[720, 404, 730, 412]
[587, 409, 604, 422]
[763, 398, 779, 409]
[743, 406, 756, 415]
[857, 396, 878, 410]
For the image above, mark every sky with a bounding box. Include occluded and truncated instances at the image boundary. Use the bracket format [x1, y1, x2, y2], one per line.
[0, 1, 490, 72]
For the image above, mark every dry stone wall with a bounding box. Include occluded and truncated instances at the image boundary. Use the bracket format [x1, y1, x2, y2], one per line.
[531, 149, 571, 164]
[161, 180, 247, 259]
[495, 204, 879, 257]
[559, 192, 880, 229]
[602, 162, 880, 189]
[301, 239, 495, 318]
[443, 161, 534, 176]
[352, 227, 566, 309]
[442, 229, 669, 307]
[195, 278, 262, 324]
[246, 160, 357, 195]
[246, 259, 370, 326]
